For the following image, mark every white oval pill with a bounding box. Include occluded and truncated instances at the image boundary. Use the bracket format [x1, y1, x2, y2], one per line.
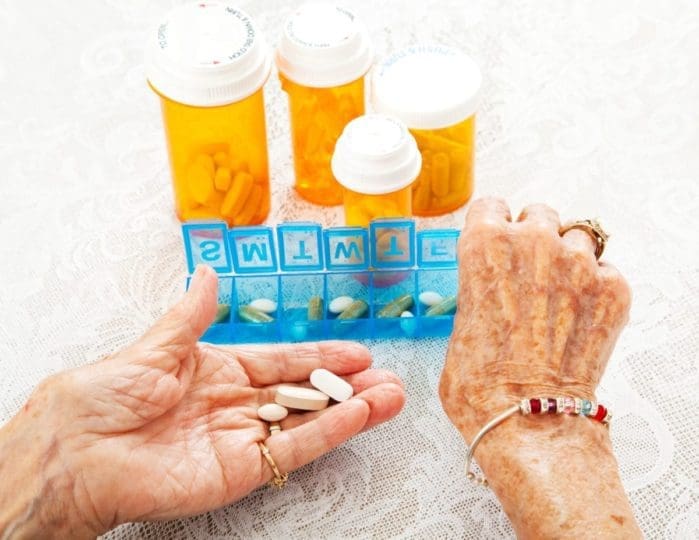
[329, 295, 354, 314]
[249, 298, 277, 314]
[419, 291, 443, 306]
[310, 368, 354, 402]
[275, 385, 330, 411]
[400, 310, 414, 318]
[257, 403, 288, 422]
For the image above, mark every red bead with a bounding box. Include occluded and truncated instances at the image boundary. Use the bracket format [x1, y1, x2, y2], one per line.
[548, 398, 557, 413]
[593, 404, 607, 422]
[530, 398, 541, 414]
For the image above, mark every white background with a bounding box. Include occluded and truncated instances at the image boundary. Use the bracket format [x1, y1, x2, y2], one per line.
[0, 0, 697, 538]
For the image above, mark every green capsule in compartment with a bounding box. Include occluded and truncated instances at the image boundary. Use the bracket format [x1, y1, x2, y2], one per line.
[425, 296, 457, 317]
[307, 296, 324, 321]
[214, 304, 231, 324]
[376, 294, 414, 318]
[336, 299, 369, 320]
[238, 305, 275, 323]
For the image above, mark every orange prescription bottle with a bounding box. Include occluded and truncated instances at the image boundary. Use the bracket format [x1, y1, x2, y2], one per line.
[331, 115, 422, 227]
[372, 45, 482, 216]
[145, 2, 272, 227]
[276, 3, 373, 206]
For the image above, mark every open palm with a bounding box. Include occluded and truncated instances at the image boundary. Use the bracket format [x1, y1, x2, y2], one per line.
[50, 266, 404, 531]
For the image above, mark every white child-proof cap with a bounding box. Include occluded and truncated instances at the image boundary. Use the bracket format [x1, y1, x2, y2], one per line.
[145, 1, 272, 107]
[371, 44, 482, 130]
[331, 114, 422, 195]
[275, 3, 373, 88]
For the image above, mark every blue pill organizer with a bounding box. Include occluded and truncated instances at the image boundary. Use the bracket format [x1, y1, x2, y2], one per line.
[182, 218, 460, 343]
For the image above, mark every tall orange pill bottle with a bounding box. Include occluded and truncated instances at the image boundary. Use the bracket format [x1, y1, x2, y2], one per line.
[372, 45, 482, 216]
[276, 3, 373, 206]
[146, 2, 272, 226]
[331, 115, 421, 227]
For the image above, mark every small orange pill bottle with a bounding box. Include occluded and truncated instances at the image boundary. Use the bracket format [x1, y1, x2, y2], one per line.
[331, 114, 422, 227]
[372, 45, 482, 216]
[276, 3, 373, 206]
[145, 2, 272, 227]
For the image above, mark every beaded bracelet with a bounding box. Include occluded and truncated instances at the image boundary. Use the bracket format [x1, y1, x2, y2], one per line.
[465, 396, 612, 486]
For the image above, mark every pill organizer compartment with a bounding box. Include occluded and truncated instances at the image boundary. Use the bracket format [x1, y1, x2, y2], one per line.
[182, 219, 459, 343]
[232, 275, 280, 343]
[416, 268, 458, 337]
[279, 273, 326, 342]
[200, 276, 234, 344]
[371, 270, 418, 339]
[326, 271, 372, 339]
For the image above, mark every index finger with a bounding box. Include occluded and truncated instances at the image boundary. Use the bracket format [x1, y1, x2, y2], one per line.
[224, 341, 372, 386]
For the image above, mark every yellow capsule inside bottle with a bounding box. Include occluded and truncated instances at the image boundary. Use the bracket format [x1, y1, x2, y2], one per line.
[280, 75, 365, 206]
[276, 3, 372, 206]
[145, 3, 272, 227]
[372, 45, 481, 216]
[409, 115, 476, 216]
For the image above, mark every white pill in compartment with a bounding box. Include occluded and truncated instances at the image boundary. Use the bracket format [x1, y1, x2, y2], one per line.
[257, 403, 289, 422]
[249, 298, 277, 314]
[419, 291, 443, 306]
[310, 368, 354, 402]
[329, 295, 354, 314]
[275, 385, 330, 411]
[400, 310, 416, 336]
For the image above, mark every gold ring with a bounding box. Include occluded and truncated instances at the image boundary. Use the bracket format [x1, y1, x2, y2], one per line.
[257, 442, 288, 489]
[559, 219, 609, 260]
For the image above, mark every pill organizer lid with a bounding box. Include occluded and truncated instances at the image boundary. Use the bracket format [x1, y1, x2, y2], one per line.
[275, 3, 373, 87]
[371, 44, 482, 129]
[145, 2, 272, 107]
[331, 114, 422, 195]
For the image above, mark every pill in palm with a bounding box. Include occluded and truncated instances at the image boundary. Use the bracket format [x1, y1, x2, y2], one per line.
[329, 295, 354, 314]
[419, 291, 443, 306]
[275, 385, 329, 411]
[249, 298, 277, 314]
[257, 403, 289, 422]
[310, 369, 354, 402]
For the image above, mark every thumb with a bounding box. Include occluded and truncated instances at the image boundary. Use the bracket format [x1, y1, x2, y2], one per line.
[138, 264, 219, 352]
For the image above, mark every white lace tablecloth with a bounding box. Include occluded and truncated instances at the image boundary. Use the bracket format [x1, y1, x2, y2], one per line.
[1, 1, 697, 538]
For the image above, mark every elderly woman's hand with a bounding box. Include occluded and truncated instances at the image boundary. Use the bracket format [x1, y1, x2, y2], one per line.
[439, 197, 640, 538]
[0, 266, 404, 538]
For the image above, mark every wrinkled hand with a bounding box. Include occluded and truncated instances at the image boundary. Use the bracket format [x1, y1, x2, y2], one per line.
[440, 197, 631, 439]
[0, 266, 404, 537]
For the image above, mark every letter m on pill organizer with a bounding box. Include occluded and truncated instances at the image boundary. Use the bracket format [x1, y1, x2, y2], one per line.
[181, 219, 459, 275]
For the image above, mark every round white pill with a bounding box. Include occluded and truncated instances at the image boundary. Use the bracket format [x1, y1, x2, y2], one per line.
[400, 310, 417, 336]
[310, 368, 354, 402]
[257, 403, 289, 422]
[419, 291, 443, 306]
[275, 385, 330, 411]
[249, 298, 277, 314]
[329, 295, 354, 314]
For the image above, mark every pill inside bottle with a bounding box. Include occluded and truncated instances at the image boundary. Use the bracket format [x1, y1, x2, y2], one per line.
[331, 114, 422, 227]
[372, 45, 482, 216]
[145, 2, 272, 227]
